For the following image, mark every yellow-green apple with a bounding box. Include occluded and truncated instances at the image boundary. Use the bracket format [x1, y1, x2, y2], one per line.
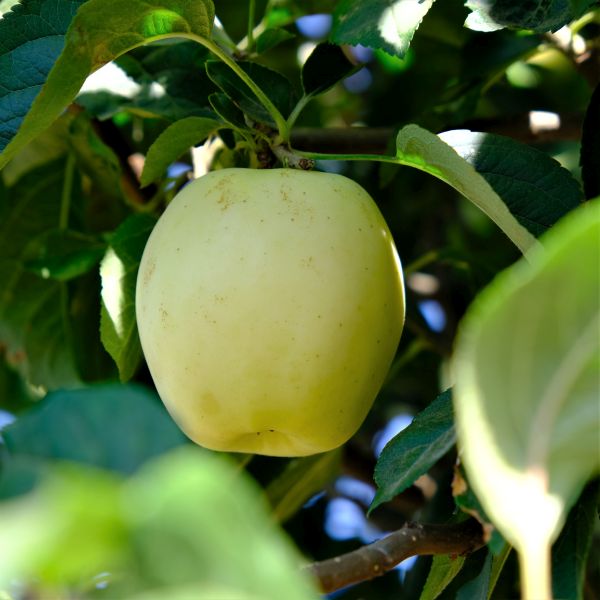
[136, 168, 404, 456]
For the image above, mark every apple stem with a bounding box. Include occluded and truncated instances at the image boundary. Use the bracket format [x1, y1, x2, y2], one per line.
[272, 144, 316, 170]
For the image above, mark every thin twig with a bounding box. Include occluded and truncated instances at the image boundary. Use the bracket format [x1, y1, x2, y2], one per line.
[305, 519, 485, 594]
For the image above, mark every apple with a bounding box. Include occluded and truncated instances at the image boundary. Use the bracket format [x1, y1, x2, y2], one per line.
[136, 168, 405, 456]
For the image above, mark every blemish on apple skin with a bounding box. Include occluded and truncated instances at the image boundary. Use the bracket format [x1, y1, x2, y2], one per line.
[143, 260, 156, 286]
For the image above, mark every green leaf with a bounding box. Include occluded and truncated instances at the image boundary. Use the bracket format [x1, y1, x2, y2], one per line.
[420, 553, 467, 600]
[101, 214, 156, 381]
[206, 60, 296, 125]
[24, 229, 106, 281]
[0, 0, 87, 155]
[0, 0, 215, 169]
[331, 0, 436, 58]
[113, 41, 218, 121]
[2, 384, 187, 474]
[0, 159, 81, 388]
[141, 116, 222, 187]
[255, 27, 295, 54]
[266, 449, 342, 523]
[209, 92, 247, 129]
[456, 550, 493, 599]
[395, 125, 538, 254]
[581, 83, 600, 200]
[0, 448, 320, 598]
[452, 200, 600, 593]
[488, 543, 512, 599]
[440, 130, 583, 237]
[464, 0, 597, 32]
[370, 389, 455, 512]
[551, 480, 599, 600]
[301, 42, 359, 96]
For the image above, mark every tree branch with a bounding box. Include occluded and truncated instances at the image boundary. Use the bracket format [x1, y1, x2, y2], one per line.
[305, 519, 485, 594]
[290, 112, 583, 156]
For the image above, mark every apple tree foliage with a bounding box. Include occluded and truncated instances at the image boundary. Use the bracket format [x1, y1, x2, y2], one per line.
[0, 0, 598, 598]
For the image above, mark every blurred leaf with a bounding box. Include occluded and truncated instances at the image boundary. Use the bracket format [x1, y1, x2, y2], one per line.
[551, 480, 600, 600]
[581, 82, 600, 200]
[0, 0, 86, 156]
[371, 389, 455, 512]
[206, 60, 297, 125]
[256, 27, 295, 53]
[101, 214, 156, 381]
[440, 130, 583, 236]
[141, 117, 222, 186]
[2, 384, 187, 474]
[266, 449, 342, 522]
[395, 125, 538, 254]
[452, 201, 600, 585]
[0, 159, 81, 388]
[0, 0, 215, 169]
[0, 456, 45, 500]
[0, 464, 125, 587]
[0, 448, 319, 598]
[420, 553, 467, 600]
[464, 0, 597, 32]
[301, 42, 359, 96]
[24, 229, 106, 281]
[331, 0, 436, 57]
[209, 92, 247, 129]
[456, 550, 492, 599]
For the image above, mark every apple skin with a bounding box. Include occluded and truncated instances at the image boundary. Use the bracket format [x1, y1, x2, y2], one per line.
[136, 168, 405, 456]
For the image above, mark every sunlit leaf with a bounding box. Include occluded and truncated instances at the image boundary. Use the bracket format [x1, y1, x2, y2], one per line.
[0, 0, 215, 169]
[440, 130, 583, 236]
[420, 553, 467, 600]
[464, 0, 597, 32]
[0, 448, 320, 598]
[100, 214, 156, 381]
[452, 200, 600, 595]
[395, 125, 538, 254]
[331, 0, 436, 57]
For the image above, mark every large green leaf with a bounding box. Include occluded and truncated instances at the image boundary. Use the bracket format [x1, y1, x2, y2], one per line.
[141, 116, 222, 186]
[452, 200, 600, 596]
[111, 41, 218, 121]
[0, 448, 319, 599]
[464, 0, 597, 32]
[440, 130, 583, 236]
[101, 214, 156, 381]
[395, 125, 538, 254]
[1, 384, 187, 474]
[456, 550, 492, 599]
[206, 60, 296, 125]
[370, 389, 455, 512]
[0, 159, 81, 388]
[0, 0, 87, 154]
[331, 0, 436, 58]
[0, 0, 215, 169]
